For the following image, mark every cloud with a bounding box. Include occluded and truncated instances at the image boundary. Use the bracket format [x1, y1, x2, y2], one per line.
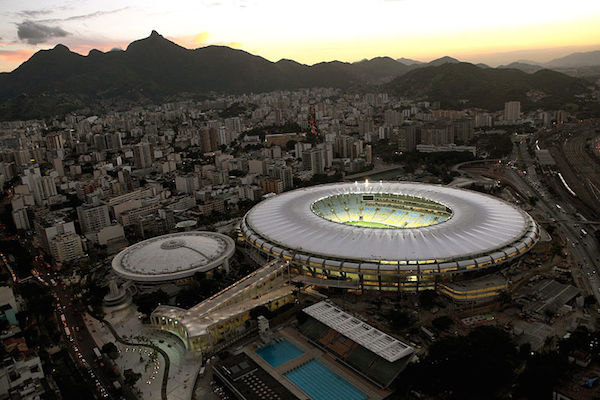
[18, 9, 55, 18]
[0, 49, 35, 62]
[39, 8, 130, 23]
[17, 5, 71, 18]
[17, 20, 70, 45]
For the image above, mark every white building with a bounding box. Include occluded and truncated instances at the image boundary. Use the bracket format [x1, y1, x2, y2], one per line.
[504, 101, 521, 122]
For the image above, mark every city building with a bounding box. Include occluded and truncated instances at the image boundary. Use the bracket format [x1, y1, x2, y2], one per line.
[504, 101, 521, 122]
[77, 203, 111, 234]
[133, 142, 153, 169]
[49, 232, 84, 263]
[302, 147, 326, 174]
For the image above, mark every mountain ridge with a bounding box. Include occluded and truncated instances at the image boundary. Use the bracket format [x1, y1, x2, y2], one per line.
[0, 31, 595, 120]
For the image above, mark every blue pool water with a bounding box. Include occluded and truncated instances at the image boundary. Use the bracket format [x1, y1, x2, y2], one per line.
[256, 338, 304, 367]
[285, 360, 367, 400]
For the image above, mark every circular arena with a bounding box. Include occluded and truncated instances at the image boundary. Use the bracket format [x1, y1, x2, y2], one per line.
[112, 231, 235, 284]
[240, 182, 539, 291]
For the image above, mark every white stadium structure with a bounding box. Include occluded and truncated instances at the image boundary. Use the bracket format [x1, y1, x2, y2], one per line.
[112, 231, 235, 284]
[240, 181, 539, 292]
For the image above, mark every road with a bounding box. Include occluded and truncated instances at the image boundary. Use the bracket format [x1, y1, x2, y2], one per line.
[34, 271, 119, 400]
[514, 140, 600, 302]
[456, 138, 600, 302]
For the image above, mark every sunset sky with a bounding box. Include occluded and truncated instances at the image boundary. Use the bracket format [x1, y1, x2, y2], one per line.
[1, 0, 599, 72]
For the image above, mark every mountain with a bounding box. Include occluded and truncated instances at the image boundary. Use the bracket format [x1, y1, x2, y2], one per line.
[428, 56, 459, 66]
[497, 62, 544, 73]
[0, 31, 417, 120]
[387, 62, 589, 111]
[350, 57, 415, 82]
[0, 31, 595, 121]
[396, 57, 424, 66]
[545, 50, 600, 68]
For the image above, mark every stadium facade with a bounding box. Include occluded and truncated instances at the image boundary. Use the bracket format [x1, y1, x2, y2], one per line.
[240, 181, 539, 292]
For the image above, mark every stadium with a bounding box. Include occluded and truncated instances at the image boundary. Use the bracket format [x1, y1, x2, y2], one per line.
[240, 181, 539, 292]
[112, 231, 235, 285]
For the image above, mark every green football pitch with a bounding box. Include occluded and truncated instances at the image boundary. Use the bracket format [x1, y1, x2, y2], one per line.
[343, 220, 397, 229]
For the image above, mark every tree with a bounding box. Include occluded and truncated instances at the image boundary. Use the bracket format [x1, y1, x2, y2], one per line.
[250, 305, 272, 319]
[402, 326, 518, 399]
[513, 351, 568, 400]
[285, 140, 297, 151]
[388, 310, 414, 330]
[498, 290, 512, 305]
[432, 316, 454, 332]
[419, 290, 438, 309]
[529, 195, 538, 206]
[102, 342, 119, 359]
[123, 368, 141, 387]
[133, 290, 169, 316]
[584, 294, 596, 306]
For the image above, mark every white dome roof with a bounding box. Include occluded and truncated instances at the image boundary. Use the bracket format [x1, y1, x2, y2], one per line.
[112, 231, 235, 282]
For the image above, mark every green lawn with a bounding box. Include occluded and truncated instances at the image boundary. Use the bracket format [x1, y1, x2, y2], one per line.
[343, 220, 398, 229]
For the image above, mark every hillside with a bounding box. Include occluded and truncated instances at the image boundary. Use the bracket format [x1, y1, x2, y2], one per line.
[0, 31, 595, 120]
[387, 62, 590, 111]
[0, 31, 413, 120]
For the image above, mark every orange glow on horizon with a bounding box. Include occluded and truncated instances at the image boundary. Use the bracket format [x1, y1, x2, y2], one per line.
[0, 13, 599, 72]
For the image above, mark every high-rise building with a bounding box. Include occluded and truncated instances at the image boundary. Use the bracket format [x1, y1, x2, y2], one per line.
[45, 132, 64, 150]
[12, 208, 30, 230]
[365, 144, 373, 164]
[262, 178, 284, 194]
[270, 165, 293, 190]
[49, 232, 84, 263]
[53, 158, 65, 177]
[133, 142, 153, 169]
[358, 118, 375, 139]
[302, 148, 326, 174]
[398, 126, 418, 152]
[452, 120, 475, 143]
[175, 174, 201, 194]
[420, 126, 454, 146]
[105, 132, 122, 149]
[35, 216, 77, 255]
[384, 110, 403, 127]
[93, 133, 106, 151]
[30, 176, 57, 206]
[474, 113, 493, 128]
[77, 203, 111, 234]
[248, 160, 266, 175]
[200, 128, 219, 153]
[504, 101, 521, 122]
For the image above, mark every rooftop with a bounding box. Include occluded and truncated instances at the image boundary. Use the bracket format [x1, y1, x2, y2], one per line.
[244, 181, 537, 263]
[303, 301, 414, 363]
[111, 231, 235, 282]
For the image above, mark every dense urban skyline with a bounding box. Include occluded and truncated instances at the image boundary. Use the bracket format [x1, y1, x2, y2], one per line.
[1, 0, 600, 72]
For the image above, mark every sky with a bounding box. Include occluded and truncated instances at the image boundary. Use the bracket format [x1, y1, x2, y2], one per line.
[0, 0, 600, 72]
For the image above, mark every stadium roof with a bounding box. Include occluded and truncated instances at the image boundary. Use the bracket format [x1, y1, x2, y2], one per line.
[303, 301, 414, 362]
[112, 231, 235, 282]
[243, 181, 537, 264]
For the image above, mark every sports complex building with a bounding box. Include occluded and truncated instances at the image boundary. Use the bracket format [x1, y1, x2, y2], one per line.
[112, 231, 235, 286]
[148, 181, 539, 358]
[240, 181, 539, 293]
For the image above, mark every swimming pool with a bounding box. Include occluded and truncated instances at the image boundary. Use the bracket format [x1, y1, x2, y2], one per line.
[256, 338, 304, 367]
[285, 359, 367, 400]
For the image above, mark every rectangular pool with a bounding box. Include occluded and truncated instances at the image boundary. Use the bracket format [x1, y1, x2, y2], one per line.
[285, 359, 367, 400]
[256, 338, 303, 367]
